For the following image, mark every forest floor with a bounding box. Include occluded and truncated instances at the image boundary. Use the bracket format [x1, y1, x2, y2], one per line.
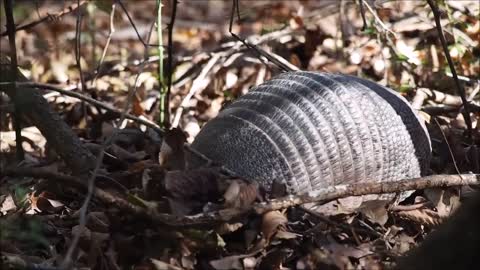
[0, 1, 479, 269]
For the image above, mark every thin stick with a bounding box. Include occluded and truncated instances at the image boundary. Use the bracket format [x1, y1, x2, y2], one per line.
[75, 0, 87, 91]
[362, 0, 397, 37]
[91, 3, 117, 87]
[116, 0, 163, 48]
[3, 0, 24, 161]
[228, 0, 293, 72]
[171, 53, 221, 127]
[427, 0, 472, 141]
[157, 0, 166, 126]
[252, 174, 479, 214]
[0, 0, 88, 37]
[74, 0, 88, 122]
[433, 117, 461, 175]
[358, 0, 367, 31]
[4, 168, 478, 228]
[61, 28, 157, 270]
[3, 81, 164, 134]
[164, 0, 178, 128]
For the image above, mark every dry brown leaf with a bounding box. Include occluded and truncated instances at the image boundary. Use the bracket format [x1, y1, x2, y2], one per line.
[326, 241, 373, 260]
[27, 191, 61, 214]
[223, 180, 259, 209]
[258, 248, 293, 270]
[424, 188, 460, 218]
[142, 165, 170, 201]
[110, 143, 146, 162]
[132, 94, 146, 117]
[164, 168, 223, 201]
[0, 194, 17, 215]
[163, 168, 226, 214]
[358, 200, 389, 226]
[243, 257, 257, 270]
[215, 222, 244, 235]
[209, 255, 244, 270]
[261, 210, 288, 241]
[391, 233, 416, 255]
[87, 212, 110, 233]
[158, 128, 187, 170]
[274, 230, 299, 240]
[150, 258, 183, 270]
[396, 208, 443, 226]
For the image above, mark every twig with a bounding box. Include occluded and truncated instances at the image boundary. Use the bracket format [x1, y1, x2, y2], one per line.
[0, 0, 88, 37]
[362, 0, 397, 37]
[1, 251, 62, 270]
[171, 53, 221, 128]
[2, 166, 243, 228]
[0, 80, 222, 172]
[4, 168, 478, 228]
[116, 0, 163, 48]
[157, 0, 165, 126]
[0, 55, 97, 174]
[358, 0, 367, 31]
[1, 81, 164, 134]
[91, 2, 117, 87]
[433, 117, 461, 175]
[228, 0, 293, 72]
[254, 45, 300, 71]
[302, 206, 381, 239]
[390, 201, 431, 212]
[170, 26, 297, 127]
[252, 174, 479, 214]
[74, 0, 87, 91]
[74, 0, 88, 125]
[427, 0, 472, 141]
[412, 88, 465, 110]
[3, 0, 24, 161]
[468, 84, 479, 101]
[164, 0, 178, 128]
[61, 34, 155, 269]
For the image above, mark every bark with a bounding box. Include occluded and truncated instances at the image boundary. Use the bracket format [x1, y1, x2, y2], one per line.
[0, 54, 96, 175]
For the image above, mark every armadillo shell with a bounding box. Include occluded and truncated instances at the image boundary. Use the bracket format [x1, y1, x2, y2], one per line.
[190, 71, 431, 194]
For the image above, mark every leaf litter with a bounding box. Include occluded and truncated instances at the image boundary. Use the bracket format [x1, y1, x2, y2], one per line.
[0, 1, 479, 269]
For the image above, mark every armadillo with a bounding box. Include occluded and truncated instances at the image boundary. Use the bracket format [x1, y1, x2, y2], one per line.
[189, 71, 431, 194]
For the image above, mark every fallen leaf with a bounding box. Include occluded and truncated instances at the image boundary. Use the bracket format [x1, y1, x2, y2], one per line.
[150, 258, 183, 270]
[210, 255, 249, 270]
[87, 212, 110, 233]
[424, 188, 460, 218]
[159, 128, 187, 170]
[223, 179, 259, 209]
[358, 200, 389, 226]
[261, 210, 288, 241]
[0, 194, 17, 215]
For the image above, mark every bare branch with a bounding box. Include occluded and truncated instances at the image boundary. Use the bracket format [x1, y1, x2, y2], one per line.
[0, 0, 88, 37]
[164, 0, 179, 128]
[253, 174, 479, 214]
[427, 0, 473, 141]
[3, 0, 24, 161]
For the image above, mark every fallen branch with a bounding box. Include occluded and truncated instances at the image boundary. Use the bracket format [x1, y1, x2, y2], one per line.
[6, 81, 165, 134]
[0, 80, 225, 170]
[3, 167, 478, 228]
[253, 174, 479, 214]
[1, 167, 242, 228]
[0, 55, 96, 175]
